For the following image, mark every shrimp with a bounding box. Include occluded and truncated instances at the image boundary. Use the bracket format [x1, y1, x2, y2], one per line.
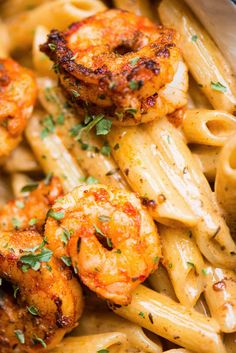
[0, 58, 37, 158]
[0, 176, 63, 232]
[45, 184, 161, 305]
[0, 229, 83, 352]
[40, 9, 186, 125]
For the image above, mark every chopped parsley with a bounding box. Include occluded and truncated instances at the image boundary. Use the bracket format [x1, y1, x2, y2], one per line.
[56, 113, 65, 125]
[98, 215, 111, 222]
[70, 89, 80, 98]
[29, 218, 38, 226]
[61, 228, 71, 245]
[96, 118, 112, 135]
[14, 330, 25, 344]
[191, 35, 198, 42]
[61, 256, 72, 267]
[85, 176, 99, 184]
[20, 248, 53, 272]
[21, 182, 38, 193]
[100, 143, 111, 156]
[12, 217, 21, 229]
[47, 209, 64, 220]
[33, 335, 47, 348]
[153, 256, 159, 264]
[202, 268, 208, 276]
[48, 43, 56, 51]
[129, 80, 139, 90]
[27, 306, 39, 316]
[44, 172, 53, 185]
[40, 115, 55, 139]
[13, 285, 19, 298]
[130, 57, 140, 66]
[125, 108, 137, 116]
[139, 311, 145, 318]
[16, 201, 24, 209]
[210, 81, 227, 93]
[97, 350, 109, 353]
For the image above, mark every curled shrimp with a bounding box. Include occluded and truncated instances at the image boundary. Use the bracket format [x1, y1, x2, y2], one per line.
[0, 58, 37, 158]
[0, 230, 83, 352]
[41, 9, 185, 125]
[0, 176, 63, 232]
[45, 184, 161, 305]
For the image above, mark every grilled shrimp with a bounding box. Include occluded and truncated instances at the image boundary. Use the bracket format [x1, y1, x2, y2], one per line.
[0, 176, 63, 232]
[0, 58, 37, 158]
[0, 230, 83, 352]
[45, 184, 161, 305]
[41, 9, 186, 125]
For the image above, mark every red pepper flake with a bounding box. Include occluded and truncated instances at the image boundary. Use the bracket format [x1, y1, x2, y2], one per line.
[213, 280, 226, 291]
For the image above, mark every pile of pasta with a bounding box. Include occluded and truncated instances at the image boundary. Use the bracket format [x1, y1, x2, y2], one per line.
[0, 0, 236, 353]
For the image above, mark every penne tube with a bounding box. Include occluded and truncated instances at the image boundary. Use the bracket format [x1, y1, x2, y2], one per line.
[110, 285, 226, 353]
[113, 0, 155, 21]
[191, 145, 221, 182]
[25, 111, 85, 192]
[74, 309, 163, 353]
[224, 333, 236, 353]
[10, 172, 33, 198]
[0, 175, 13, 208]
[37, 77, 128, 189]
[203, 265, 236, 333]
[188, 76, 212, 109]
[163, 350, 193, 353]
[159, 225, 205, 307]
[6, 0, 107, 51]
[158, 0, 236, 114]
[194, 296, 210, 317]
[3, 142, 40, 173]
[145, 117, 236, 269]
[183, 110, 236, 146]
[215, 135, 236, 237]
[0, 0, 48, 18]
[33, 26, 55, 77]
[149, 265, 177, 301]
[49, 332, 128, 353]
[108, 125, 196, 227]
[0, 19, 9, 57]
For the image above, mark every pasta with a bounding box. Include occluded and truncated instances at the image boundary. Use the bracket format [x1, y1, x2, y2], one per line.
[5, 0, 107, 51]
[0, 0, 236, 352]
[159, 225, 205, 307]
[111, 285, 226, 353]
[145, 117, 236, 268]
[215, 134, 236, 236]
[158, 0, 236, 114]
[183, 109, 236, 146]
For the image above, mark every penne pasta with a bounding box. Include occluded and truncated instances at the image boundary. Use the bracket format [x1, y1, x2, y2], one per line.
[10, 172, 33, 198]
[163, 350, 193, 353]
[215, 134, 236, 237]
[110, 285, 226, 353]
[149, 265, 177, 301]
[188, 75, 212, 109]
[6, 0, 107, 51]
[33, 26, 55, 77]
[183, 109, 236, 146]
[145, 117, 236, 269]
[158, 0, 236, 114]
[113, 0, 155, 21]
[74, 309, 163, 353]
[3, 142, 40, 173]
[159, 225, 205, 307]
[49, 332, 128, 353]
[108, 125, 196, 227]
[37, 77, 129, 189]
[0, 19, 9, 57]
[191, 145, 221, 182]
[203, 265, 236, 333]
[25, 110, 85, 191]
[0, 0, 48, 18]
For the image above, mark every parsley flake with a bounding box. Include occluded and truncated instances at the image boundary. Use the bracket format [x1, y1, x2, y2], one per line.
[29, 218, 38, 226]
[139, 311, 145, 318]
[47, 209, 64, 220]
[191, 35, 198, 42]
[16, 201, 24, 209]
[210, 81, 227, 93]
[130, 57, 140, 66]
[48, 43, 56, 51]
[20, 248, 53, 272]
[129, 80, 139, 90]
[33, 335, 47, 348]
[97, 350, 109, 353]
[96, 118, 112, 136]
[61, 228, 71, 245]
[98, 215, 111, 222]
[61, 256, 72, 267]
[100, 144, 111, 156]
[12, 217, 21, 230]
[21, 183, 38, 193]
[15, 330, 25, 344]
[27, 306, 39, 316]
